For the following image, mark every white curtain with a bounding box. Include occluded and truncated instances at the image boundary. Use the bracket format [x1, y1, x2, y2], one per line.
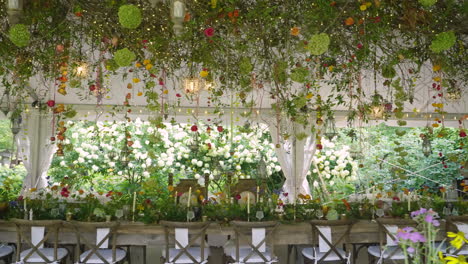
[16, 109, 56, 190]
[266, 117, 318, 204]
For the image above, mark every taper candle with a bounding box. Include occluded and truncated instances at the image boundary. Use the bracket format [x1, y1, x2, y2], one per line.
[247, 193, 250, 215]
[256, 186, 259, 204]
[132, 192, 137, 214]
[187, 187, 192, 208]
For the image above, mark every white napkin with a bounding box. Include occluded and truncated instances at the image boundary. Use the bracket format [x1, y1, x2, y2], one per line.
[31, 227, 45, 249]
[384, 225, 399, 246]
[317, 226, 332, 253]
[96, 228, 110, 249]
[175, 228, 188, 249]
[252, 228, 266, 252]
[455, 222, 468, 236]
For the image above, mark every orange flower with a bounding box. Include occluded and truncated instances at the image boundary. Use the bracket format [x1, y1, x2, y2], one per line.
[78, 189, 84, 194]
[290, 27, 300, 36]
[184, 12, 191, 22]
[345, 17, 355, 26]
[168, 185, 174, 192]
[376, 193, 382, 199]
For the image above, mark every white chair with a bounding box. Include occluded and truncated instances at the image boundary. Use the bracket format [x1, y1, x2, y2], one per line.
[160, 221, 210, 264]
[367, 218, 416, 264]
[64, 221, 126, 264]
[224, 221, 278, 264]
[301, 220, 354, 264]
[0, 244, 14, 263]
[12, 219, 68, 263]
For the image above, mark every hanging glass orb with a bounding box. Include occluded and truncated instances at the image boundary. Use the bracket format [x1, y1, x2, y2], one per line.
[422, 135, 432, 157]
[184, 77, 201, 94]
[323, 115, 338, 140]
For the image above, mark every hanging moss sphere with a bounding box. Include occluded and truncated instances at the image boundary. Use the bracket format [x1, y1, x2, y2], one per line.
[9, 24, 31, 47]
[418, 0, 437, 7]
[430, 31, 456, 53]
[118, 4, 142, 29]
[308, 33, 330, 55]
[290, 67, 309, 83]
[114, 48, 136, 67]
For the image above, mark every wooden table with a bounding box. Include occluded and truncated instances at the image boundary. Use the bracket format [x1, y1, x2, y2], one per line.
[0, 219, 447, 245]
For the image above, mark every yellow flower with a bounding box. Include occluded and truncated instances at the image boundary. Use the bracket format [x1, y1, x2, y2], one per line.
[306, 93, 314, 99]
[365, 2, 372, 7]
[328, 65, 334, 72]
[163, 89, 169, 94]
[168, 185, 174, 192]
[442, 255, 468, 264]
[433, 65, 441, 71]
[29, 188, 37, 192]
[199, 70, 209, 78]
[360, 4, 367, 11]
[135, 62, 142, 68]
[447, 232, 468, 249]
[290, 27, 300, 36]
[137, 91, 143, 96]
[145, 64, 153, 70]
[137, 205, 144, 211]
[433, 76, 441, 82]
[133, 78, 140, 83]
[143, 59, 151, 65]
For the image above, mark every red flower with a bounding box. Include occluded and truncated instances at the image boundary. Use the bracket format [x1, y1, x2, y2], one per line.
[46, 100, 55, 107]
[191, 125, 198, 132]
[316, 144, 323, 150]
[235, 194, 241, 200]
[217, 126, 224, 132]
[176, 93, 182, 98]
[357, 43, 363, 49]
[392, 196, 400, 201]
[106, 191, 113, 197]
[60, 187, 70, 198]
[283, 192, 289, 197]
[204, 27, 215, 37]
[145, 199, 151, 204]
[460, 130, 467, 138]
[89, 85, 96, 91]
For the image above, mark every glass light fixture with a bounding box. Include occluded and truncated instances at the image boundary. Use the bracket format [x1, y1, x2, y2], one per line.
[184, 77, 200, 94]
[422, 135, 432, 157]
[203, 80, 215, 91]
[370, 93, 384, 119]
[74, 62, 88, 78]
[10, 116, 22, 135]
[323, 115, 338, 140]
[171, 0, 185, 35]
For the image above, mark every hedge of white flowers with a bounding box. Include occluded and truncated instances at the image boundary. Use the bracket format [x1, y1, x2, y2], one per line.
[49, 119, 282, 191]
[309, 139, 358, 192]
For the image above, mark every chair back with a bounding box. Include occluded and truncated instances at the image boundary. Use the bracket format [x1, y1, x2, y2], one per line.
[63, 221, 120, 264]
[376, 218, 416, 259]
[11, 219, 63, 263]
[230, 221, 278, 263]
[309, 219, 354, 263]
[160, 221, 210, 264]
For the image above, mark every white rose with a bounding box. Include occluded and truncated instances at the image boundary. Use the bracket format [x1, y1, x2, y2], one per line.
[194, 174, 201, 179]
[143, 171, 150, 177]
[78, 157, 85, 163]
[197, 161, 203, 167]
[117, 171, 123, 176]
[157, 160, 165, 167]
[275, 165, 282, 172]
[313, 181, 319, 187]
[324, 161, 330, 166]
[60, 160, 66, 166]
[329, 180, 335, 186]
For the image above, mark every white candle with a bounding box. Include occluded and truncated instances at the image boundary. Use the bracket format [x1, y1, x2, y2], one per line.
[407, 192, 411, 211]
[175, 191, 178, 204]
[24, 198, 27, 212]
[132, 192, 137, 214]
[187, 187, 192, 208]
[29, 209, 33, 221]
[256, 186, 259, 204]
[247, 193, 250, 215]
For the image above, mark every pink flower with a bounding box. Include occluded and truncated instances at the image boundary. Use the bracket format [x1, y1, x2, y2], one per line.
[204, 27, 215, 37]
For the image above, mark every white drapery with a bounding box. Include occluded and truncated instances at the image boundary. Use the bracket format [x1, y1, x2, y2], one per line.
[16, 109, 56, 190]
[266, 117, 318, 204]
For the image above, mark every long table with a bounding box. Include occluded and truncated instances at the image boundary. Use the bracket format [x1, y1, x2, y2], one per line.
[0, 219, 449, 245]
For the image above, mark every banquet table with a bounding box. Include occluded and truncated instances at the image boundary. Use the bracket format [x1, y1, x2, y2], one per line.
[0, 219, 450, 264]
[0, 219, 450, 245]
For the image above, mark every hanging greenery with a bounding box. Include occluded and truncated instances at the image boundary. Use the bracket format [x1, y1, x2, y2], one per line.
[114, 48, 136, 67]
[430, 31, 457, 53]
[8, 24, 30, 47]
[118, 4, 142, 29]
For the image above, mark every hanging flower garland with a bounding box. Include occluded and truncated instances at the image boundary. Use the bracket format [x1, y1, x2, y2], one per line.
[430, 31, 456, 53]
[114, 48, 136, 67]
[307, 33, 330, 56]
[118, 4, 142, 29]
[8, 24, 31, 47]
